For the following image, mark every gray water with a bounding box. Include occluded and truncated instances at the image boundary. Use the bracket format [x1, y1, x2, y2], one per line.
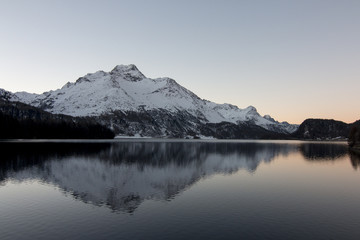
[1, 140, 360, 240]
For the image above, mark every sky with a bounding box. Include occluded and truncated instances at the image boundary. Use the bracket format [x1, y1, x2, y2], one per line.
[1, 0, 359, 124]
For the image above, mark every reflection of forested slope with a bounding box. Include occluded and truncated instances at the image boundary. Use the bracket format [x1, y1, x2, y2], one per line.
[299, 142, 360, 170]
[0, 141, 296, 213]
[299, 143, 348, 161]
[350, 152, 360, 170]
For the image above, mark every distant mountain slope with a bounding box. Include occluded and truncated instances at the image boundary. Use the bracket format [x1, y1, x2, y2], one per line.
[292, 118, 350, 140]
[4, 64, 298, 137]
[349, 121, 360, 152]
[0, 99, 114, 139]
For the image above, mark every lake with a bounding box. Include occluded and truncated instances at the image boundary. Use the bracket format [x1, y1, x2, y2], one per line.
[1, 140, 360, 240]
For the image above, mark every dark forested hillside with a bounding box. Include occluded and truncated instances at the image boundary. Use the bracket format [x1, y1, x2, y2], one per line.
[348, 121, 360, 152]
[292, 118, 350, 140]
[0, 100, 114, 139]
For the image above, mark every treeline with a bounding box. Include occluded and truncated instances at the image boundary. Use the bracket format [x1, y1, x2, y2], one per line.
[0, 100, 114, 139]
[348, 121, 360, 151]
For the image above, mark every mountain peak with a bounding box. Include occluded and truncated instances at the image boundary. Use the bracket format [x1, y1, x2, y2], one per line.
[263, 114, 276, 122]
[112, 64, 137, 71]
[110, 64, 145, 82]
[245, 106, 257, 113]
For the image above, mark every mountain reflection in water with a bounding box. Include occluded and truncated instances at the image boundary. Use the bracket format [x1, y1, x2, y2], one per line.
[0, 141, 350, 213]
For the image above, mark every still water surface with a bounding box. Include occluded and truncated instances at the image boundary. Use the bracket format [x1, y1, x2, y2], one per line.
[0, 140, 360, 240]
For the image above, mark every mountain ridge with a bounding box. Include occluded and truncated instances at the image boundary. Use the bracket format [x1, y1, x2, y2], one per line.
[1, 64, 298, 138]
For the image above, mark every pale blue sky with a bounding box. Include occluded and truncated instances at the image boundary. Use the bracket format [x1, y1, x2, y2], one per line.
[1, 0, 360, 124]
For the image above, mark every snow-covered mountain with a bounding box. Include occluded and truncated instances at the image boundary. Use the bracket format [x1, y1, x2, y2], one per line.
[2, 64, 298, 137]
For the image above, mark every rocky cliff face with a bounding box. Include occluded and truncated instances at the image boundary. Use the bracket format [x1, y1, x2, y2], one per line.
[1, 64, 298, 138]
